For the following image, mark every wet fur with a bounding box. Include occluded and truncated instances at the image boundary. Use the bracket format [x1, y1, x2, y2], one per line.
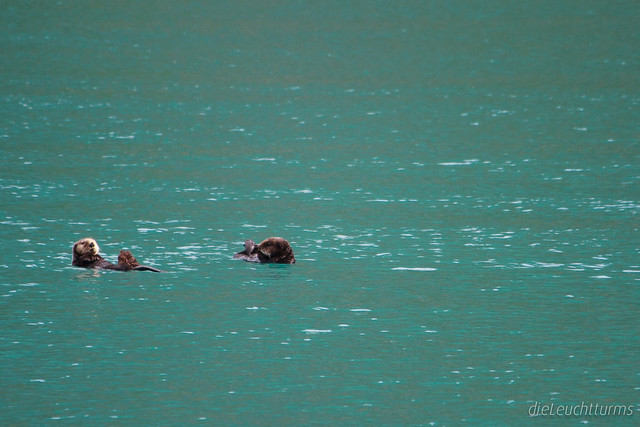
[234, 237, 295, 264]
[72, 238, 162, 272]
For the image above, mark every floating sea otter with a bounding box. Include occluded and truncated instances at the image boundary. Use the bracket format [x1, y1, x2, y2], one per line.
[233, 237, 296, 264]
[72, 238, 162, 272]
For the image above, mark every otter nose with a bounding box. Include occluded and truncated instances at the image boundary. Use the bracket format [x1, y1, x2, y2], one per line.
[89, 242, 94, 248]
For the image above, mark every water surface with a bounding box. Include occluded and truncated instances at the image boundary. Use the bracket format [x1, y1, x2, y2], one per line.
[1, 1, 639, 425]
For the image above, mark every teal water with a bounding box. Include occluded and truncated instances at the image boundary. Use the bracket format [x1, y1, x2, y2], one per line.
[1, 1, 639, 425]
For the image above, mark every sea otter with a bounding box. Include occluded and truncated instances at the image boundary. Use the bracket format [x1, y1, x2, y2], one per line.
[233, 237, 295, 264]
[72, 238, 162, 272]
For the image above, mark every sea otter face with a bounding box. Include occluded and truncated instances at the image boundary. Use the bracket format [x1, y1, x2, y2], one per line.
[73, 238, 100, 257]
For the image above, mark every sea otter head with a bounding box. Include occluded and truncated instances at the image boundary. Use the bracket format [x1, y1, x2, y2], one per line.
[73, 238, 100, 258]
[257, 237, 295, 263]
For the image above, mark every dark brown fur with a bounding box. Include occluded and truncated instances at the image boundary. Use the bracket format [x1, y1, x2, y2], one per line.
[72, 238, 162, 272]
[234, 237, 295, 264]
